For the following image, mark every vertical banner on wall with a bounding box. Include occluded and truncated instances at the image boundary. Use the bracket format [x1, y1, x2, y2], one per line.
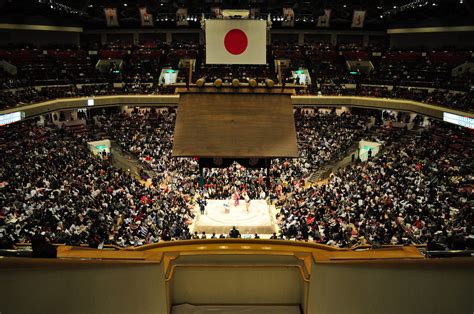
[250, 7, 260, 19]
[104, 8, 119, 27]
[317, 9, 331, 27]
[139, 7, 154, 27]
[351, 10, 366, 28]
[211, 7, 223, 18]
[176, 8, 189, 26]
[282, 8, 295, 27]
[139, 7, 153, 27]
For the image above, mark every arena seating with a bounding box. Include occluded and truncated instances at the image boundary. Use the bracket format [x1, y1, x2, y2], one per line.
[1, 42, 471, 112]
[0, 37, 473, 252]
[1, 108, 472, 250]
[276, 121, 472, 247]
[1, 0, 473, 310]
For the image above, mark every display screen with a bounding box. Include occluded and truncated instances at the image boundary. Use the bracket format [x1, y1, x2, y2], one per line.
[0, 112, 25, 126]
[443, 112, 473, 129]
[160, 68, 178, 85]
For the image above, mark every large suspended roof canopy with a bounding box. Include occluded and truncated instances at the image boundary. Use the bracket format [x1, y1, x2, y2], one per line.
[172, 92, 298, 158]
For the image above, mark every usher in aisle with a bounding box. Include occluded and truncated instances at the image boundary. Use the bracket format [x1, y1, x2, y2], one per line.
[192, 200, 277, 235]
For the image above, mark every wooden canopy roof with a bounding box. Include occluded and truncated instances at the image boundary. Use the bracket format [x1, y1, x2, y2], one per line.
[172, 92, 298, 158]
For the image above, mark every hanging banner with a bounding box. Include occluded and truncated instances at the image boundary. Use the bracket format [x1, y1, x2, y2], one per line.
[211, 7, 223, 18]
[282, 8, 295, 27]
[104, 8, 119, 27]
[351, 10, 366, 28]
[139, 7, 153, 27]
[317, 9, 331, 27]
[205, 20, 266, 65]
[250, 8, 260, 19]
[176, 8, 189, 26]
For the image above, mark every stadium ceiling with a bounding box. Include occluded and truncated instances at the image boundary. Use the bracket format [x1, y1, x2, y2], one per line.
[0, 0, 471, 29]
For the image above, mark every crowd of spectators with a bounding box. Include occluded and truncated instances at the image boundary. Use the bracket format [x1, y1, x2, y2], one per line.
[0, 109, 370, 247]
[295, 109, 369, 168]
[1, 40, 472, 250]
[1, 80, 471, 113]
[98, 109, 368, 200]
[0, 83, 175, 110]
[1, 42, 472, 112]
[276, 122, 473, 249]
[0, 119, 194, 247]
[317, 85, 473, 112]
[0, 108, 472, 250]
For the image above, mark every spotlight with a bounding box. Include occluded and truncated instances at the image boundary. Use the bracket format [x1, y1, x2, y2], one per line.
[232, 79, 240, 87]
[214, 78, 223, 87]
[265, 79, 274, 88]
[196, 78, 206, 87]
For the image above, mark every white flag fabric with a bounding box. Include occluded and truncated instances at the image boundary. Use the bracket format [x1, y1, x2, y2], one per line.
[351, 10, 366, 28]
[139, 7, 153, 27]
[317, 9, 331, 27]
[205, 20, 266, 65]
[104, 8, 119, 27]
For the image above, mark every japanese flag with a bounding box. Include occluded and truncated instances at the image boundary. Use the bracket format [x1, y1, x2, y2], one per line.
[205, 19, 266, 65]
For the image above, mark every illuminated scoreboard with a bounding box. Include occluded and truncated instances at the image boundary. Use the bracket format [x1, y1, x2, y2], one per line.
[0, 112, 25, 126]
[443, 113, 473, 129]
[159, 68, 178, 85]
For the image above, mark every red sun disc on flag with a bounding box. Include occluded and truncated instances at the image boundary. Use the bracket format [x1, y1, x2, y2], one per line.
[224, 29, 248, 55]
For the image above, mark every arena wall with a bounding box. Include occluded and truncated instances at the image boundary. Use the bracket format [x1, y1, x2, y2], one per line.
[0, 257, 472, 314]
[390, 31, 474, 49]
[0, 261, 168, 314]
[0, 28, 81, 47]
[308, 260, 474, 314]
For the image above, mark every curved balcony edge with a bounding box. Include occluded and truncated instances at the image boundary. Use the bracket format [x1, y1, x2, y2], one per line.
[54, 239, 426, 263]
[0, 94, 472, 121]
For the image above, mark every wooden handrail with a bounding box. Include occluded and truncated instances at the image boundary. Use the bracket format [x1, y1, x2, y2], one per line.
[164, 264, 311, 283]
[52, 239, 425, 262]
[15, 239, 427, 253]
